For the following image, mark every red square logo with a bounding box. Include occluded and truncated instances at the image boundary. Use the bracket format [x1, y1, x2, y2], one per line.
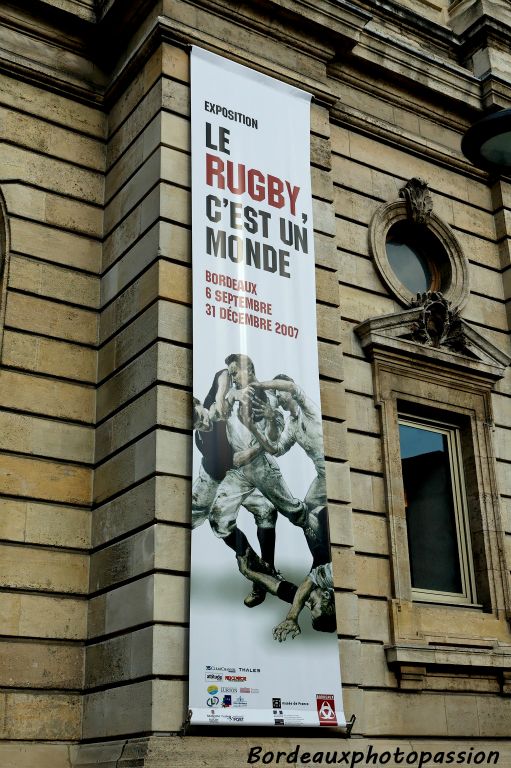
[316, 694, 337, 726]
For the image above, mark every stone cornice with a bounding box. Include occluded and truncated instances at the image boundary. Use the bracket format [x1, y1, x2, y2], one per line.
[355, 309, 510, 384]
[0, 0, 509, 123]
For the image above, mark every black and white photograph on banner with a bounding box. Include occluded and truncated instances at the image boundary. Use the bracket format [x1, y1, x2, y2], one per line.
[188, 47, 344, 728]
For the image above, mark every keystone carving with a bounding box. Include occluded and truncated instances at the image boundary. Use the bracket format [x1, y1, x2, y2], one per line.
[399, 178, 433, 224]
[410, 291, 469, 353]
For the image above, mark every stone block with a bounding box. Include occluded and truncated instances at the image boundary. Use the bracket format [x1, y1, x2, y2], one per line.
[98, 304, 159, 382]
[310, 134, 331, 171]
[108, 47, 163, 134]
[477, 695, 511, 737]
[344, 391, 380, 435]
[155, 524, 190, 573]
[0, 498, 90, 548]
[102, 185, 160, 269]
[9, 217, 101, 273]
[0, 368, 94, 422]
[71, 741, 124, 768]
[160, 259, 192, 304]
[86, 632, 135, 688]
[360, 642, 397, 688]
[318, 340, 344, 381]
[494, 425, 511, 461]
[444, 694, 480, 736]
[311, 166, 334, 202]
[0, 72, 105, 137]
[96, 345, 158, 422]
[88, 576, 154, 639]
[160, 182, 190, 224]
[5, 293, 97, 346]
[0, 411, 94, 463]
[0, 742, 74, 768]
[162, 43, 189, 83]
[337, 249, 386, 296]
[358, 597, 390, 643]
[9, 254, 99, 309]
[326, 460, 351, 504]
[332, 545, 356, 591]
[156, 430, 192, 478]
[342, 355, 374, 397]
[340, 284, 399, 324]
[493, 393, 511, 429]
[1, 692, 81, 739]
[105, 150, 162, 234]
[162, 77, 190, 117]
[154, 572, 189, 625]
[2, 143, 103, 204]
[90, 526, 156, 592]
[362, 689, 448, 736]
[101, 223, 159, 303]
[0, 543, 88, 593]
[95, 387, 157, 463]
[0, 454, 91, 505]
[348, 431, 382, 474]
[350, 471, 385, 514]
[334, 186, 374, 226]
[106, 113, 160, 202]
[463, 293, 508, 333]
[161, 110, 190, 153]
[108, 80, 163, 167]
[44, 192, 103, 237]
[356, 554, 391, 597]
[339, 638, 361, 685]
[0, 640, 83, 688]
[152, 624, 188, 677]
[158, 342, 192, 388]
[16, 593, 87, 640]
[1, 331, 96, 383]
[317, 303, 342, 343]
[335, 591, 359, 638]
[323, 420, 348, 460]
[99, 261, 158, 343]
[319, 380, 346, 421]
[152, 679, 187, 732]
[313, 199, 336, 237]
[94, 431, 157, 504]
[328, 502, 354, 547]
[159, 220, 191, 265]
[83, 681, 153, 738]
[353, 511, 388, 556]
[92, 475, 190, 547]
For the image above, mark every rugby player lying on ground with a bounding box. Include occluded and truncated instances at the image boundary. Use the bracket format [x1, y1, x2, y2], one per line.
[236, 546, 336, 641]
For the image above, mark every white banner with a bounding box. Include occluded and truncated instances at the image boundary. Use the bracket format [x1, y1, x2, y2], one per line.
[189, 47, 344, 728]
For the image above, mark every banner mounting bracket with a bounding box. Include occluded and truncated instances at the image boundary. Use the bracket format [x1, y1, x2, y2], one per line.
[346, 714, 357, 737]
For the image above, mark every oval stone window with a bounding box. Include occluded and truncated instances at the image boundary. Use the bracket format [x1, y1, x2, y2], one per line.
[385, 220, 443, 295]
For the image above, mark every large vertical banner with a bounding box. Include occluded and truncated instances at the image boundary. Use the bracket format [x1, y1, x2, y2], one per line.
[189, 47, 344, 728]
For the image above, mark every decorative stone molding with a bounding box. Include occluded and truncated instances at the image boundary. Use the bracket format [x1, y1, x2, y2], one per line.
[355, 307, 509, 382]
[409, 290, 468, 353]
[386, 644, 511, 693]
[369, 188, 470, 311]
[399, 177, 433, 225]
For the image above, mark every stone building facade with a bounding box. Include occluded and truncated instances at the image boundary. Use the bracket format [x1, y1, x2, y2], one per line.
[0, 0, 511, 765]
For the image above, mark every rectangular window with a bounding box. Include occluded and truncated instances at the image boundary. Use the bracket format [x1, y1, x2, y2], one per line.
[398, 417, 477, 605]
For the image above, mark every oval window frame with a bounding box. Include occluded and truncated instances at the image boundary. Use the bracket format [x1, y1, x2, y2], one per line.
[369, 200, 469, 310]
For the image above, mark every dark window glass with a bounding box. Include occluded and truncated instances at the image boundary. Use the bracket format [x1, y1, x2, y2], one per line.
[399, 423, 462, 594]
[386, 221, 436, 294]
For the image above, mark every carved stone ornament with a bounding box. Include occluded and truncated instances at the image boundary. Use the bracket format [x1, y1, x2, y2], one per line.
[409, 291, 469, 353]
[399, 178, 433, 224]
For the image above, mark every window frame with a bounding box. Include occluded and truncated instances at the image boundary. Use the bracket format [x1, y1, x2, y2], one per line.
[398, 414, 477, 606]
